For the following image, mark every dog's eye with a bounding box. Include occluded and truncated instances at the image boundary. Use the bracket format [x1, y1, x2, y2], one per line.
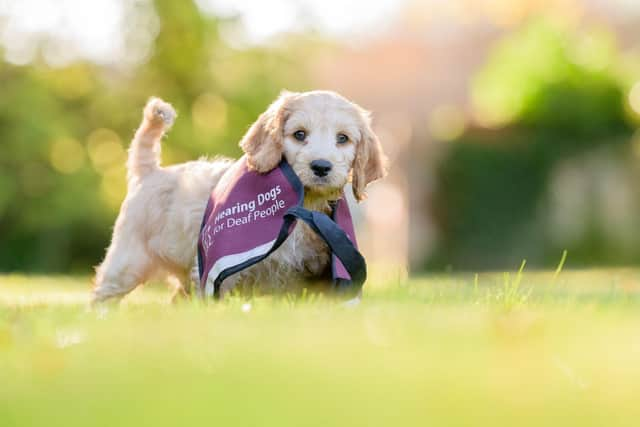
[293, 130, 306, 142]
[337, 133, 349, 144]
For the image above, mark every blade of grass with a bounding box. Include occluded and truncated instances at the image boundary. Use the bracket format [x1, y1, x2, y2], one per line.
[513, 259, 527, 292]
[552, 250, 568, 285]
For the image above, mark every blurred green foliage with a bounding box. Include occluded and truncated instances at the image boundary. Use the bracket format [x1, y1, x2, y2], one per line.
[0, 0, 314, 273]
[428, 20, 640, 270]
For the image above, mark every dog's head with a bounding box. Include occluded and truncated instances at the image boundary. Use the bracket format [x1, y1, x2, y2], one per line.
[240, 90, 387, 201]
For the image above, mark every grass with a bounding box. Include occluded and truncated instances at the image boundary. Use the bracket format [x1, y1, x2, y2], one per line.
[2, 267, 640, 426]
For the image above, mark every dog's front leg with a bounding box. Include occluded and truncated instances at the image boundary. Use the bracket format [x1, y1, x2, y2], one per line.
[218, 275, 241, 300]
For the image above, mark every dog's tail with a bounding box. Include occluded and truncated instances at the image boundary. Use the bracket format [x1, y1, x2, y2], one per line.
[127, 97, 176, 180]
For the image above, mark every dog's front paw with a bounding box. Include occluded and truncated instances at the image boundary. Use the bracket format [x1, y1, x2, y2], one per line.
[144, 97, 176, 128]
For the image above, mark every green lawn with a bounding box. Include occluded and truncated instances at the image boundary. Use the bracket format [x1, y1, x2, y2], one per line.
[2, 269, 640, 426]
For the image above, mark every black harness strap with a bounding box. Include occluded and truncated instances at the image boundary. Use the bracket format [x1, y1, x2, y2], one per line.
[285, 206, 367, 296]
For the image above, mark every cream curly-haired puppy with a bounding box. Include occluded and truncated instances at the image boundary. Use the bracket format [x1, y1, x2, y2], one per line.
[92, 90, 386, 303]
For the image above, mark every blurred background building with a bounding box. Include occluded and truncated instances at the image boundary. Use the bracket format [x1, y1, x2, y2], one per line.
[1, 0, 640, 275]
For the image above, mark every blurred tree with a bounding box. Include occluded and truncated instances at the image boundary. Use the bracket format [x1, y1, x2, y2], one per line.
[427, 20, 638, 270]
[0, 0, 315, 273]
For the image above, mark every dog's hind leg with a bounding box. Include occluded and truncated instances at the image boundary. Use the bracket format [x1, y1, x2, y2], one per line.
[92, 232, 152, 305]
[168, 272, 191, 304]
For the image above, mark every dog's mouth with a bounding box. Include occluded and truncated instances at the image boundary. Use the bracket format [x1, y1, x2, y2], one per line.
[310, 175, 331, 185]
[293, 165, 346, 196]
[303, 176, 345, 198]
[305, 175, 336, 189]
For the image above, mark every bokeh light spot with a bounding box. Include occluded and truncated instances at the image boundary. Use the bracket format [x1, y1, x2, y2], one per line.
[50, 137, 85, 174]
[192, 93, 227, 133]
[100, 164, 127, 211]
[428, 105, 466, 141]
[573, 31, 613, 72]
[87, 128, 125, 173]
[628, 82, 640, 116]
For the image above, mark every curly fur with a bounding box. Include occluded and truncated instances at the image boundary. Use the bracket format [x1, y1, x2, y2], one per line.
[92, 91, 386, 303]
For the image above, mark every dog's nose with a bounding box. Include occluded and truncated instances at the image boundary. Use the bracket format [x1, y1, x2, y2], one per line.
[310, 159, 333, 177]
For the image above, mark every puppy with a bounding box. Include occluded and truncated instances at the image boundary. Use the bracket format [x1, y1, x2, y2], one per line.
[92, 91, 386, 303]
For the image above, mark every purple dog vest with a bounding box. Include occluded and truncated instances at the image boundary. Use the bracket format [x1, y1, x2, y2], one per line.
[197, 156, 366, 298]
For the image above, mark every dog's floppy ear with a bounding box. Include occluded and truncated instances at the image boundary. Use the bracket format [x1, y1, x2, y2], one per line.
[240, 91, 295, 173]
[352, 112, 388, 201]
